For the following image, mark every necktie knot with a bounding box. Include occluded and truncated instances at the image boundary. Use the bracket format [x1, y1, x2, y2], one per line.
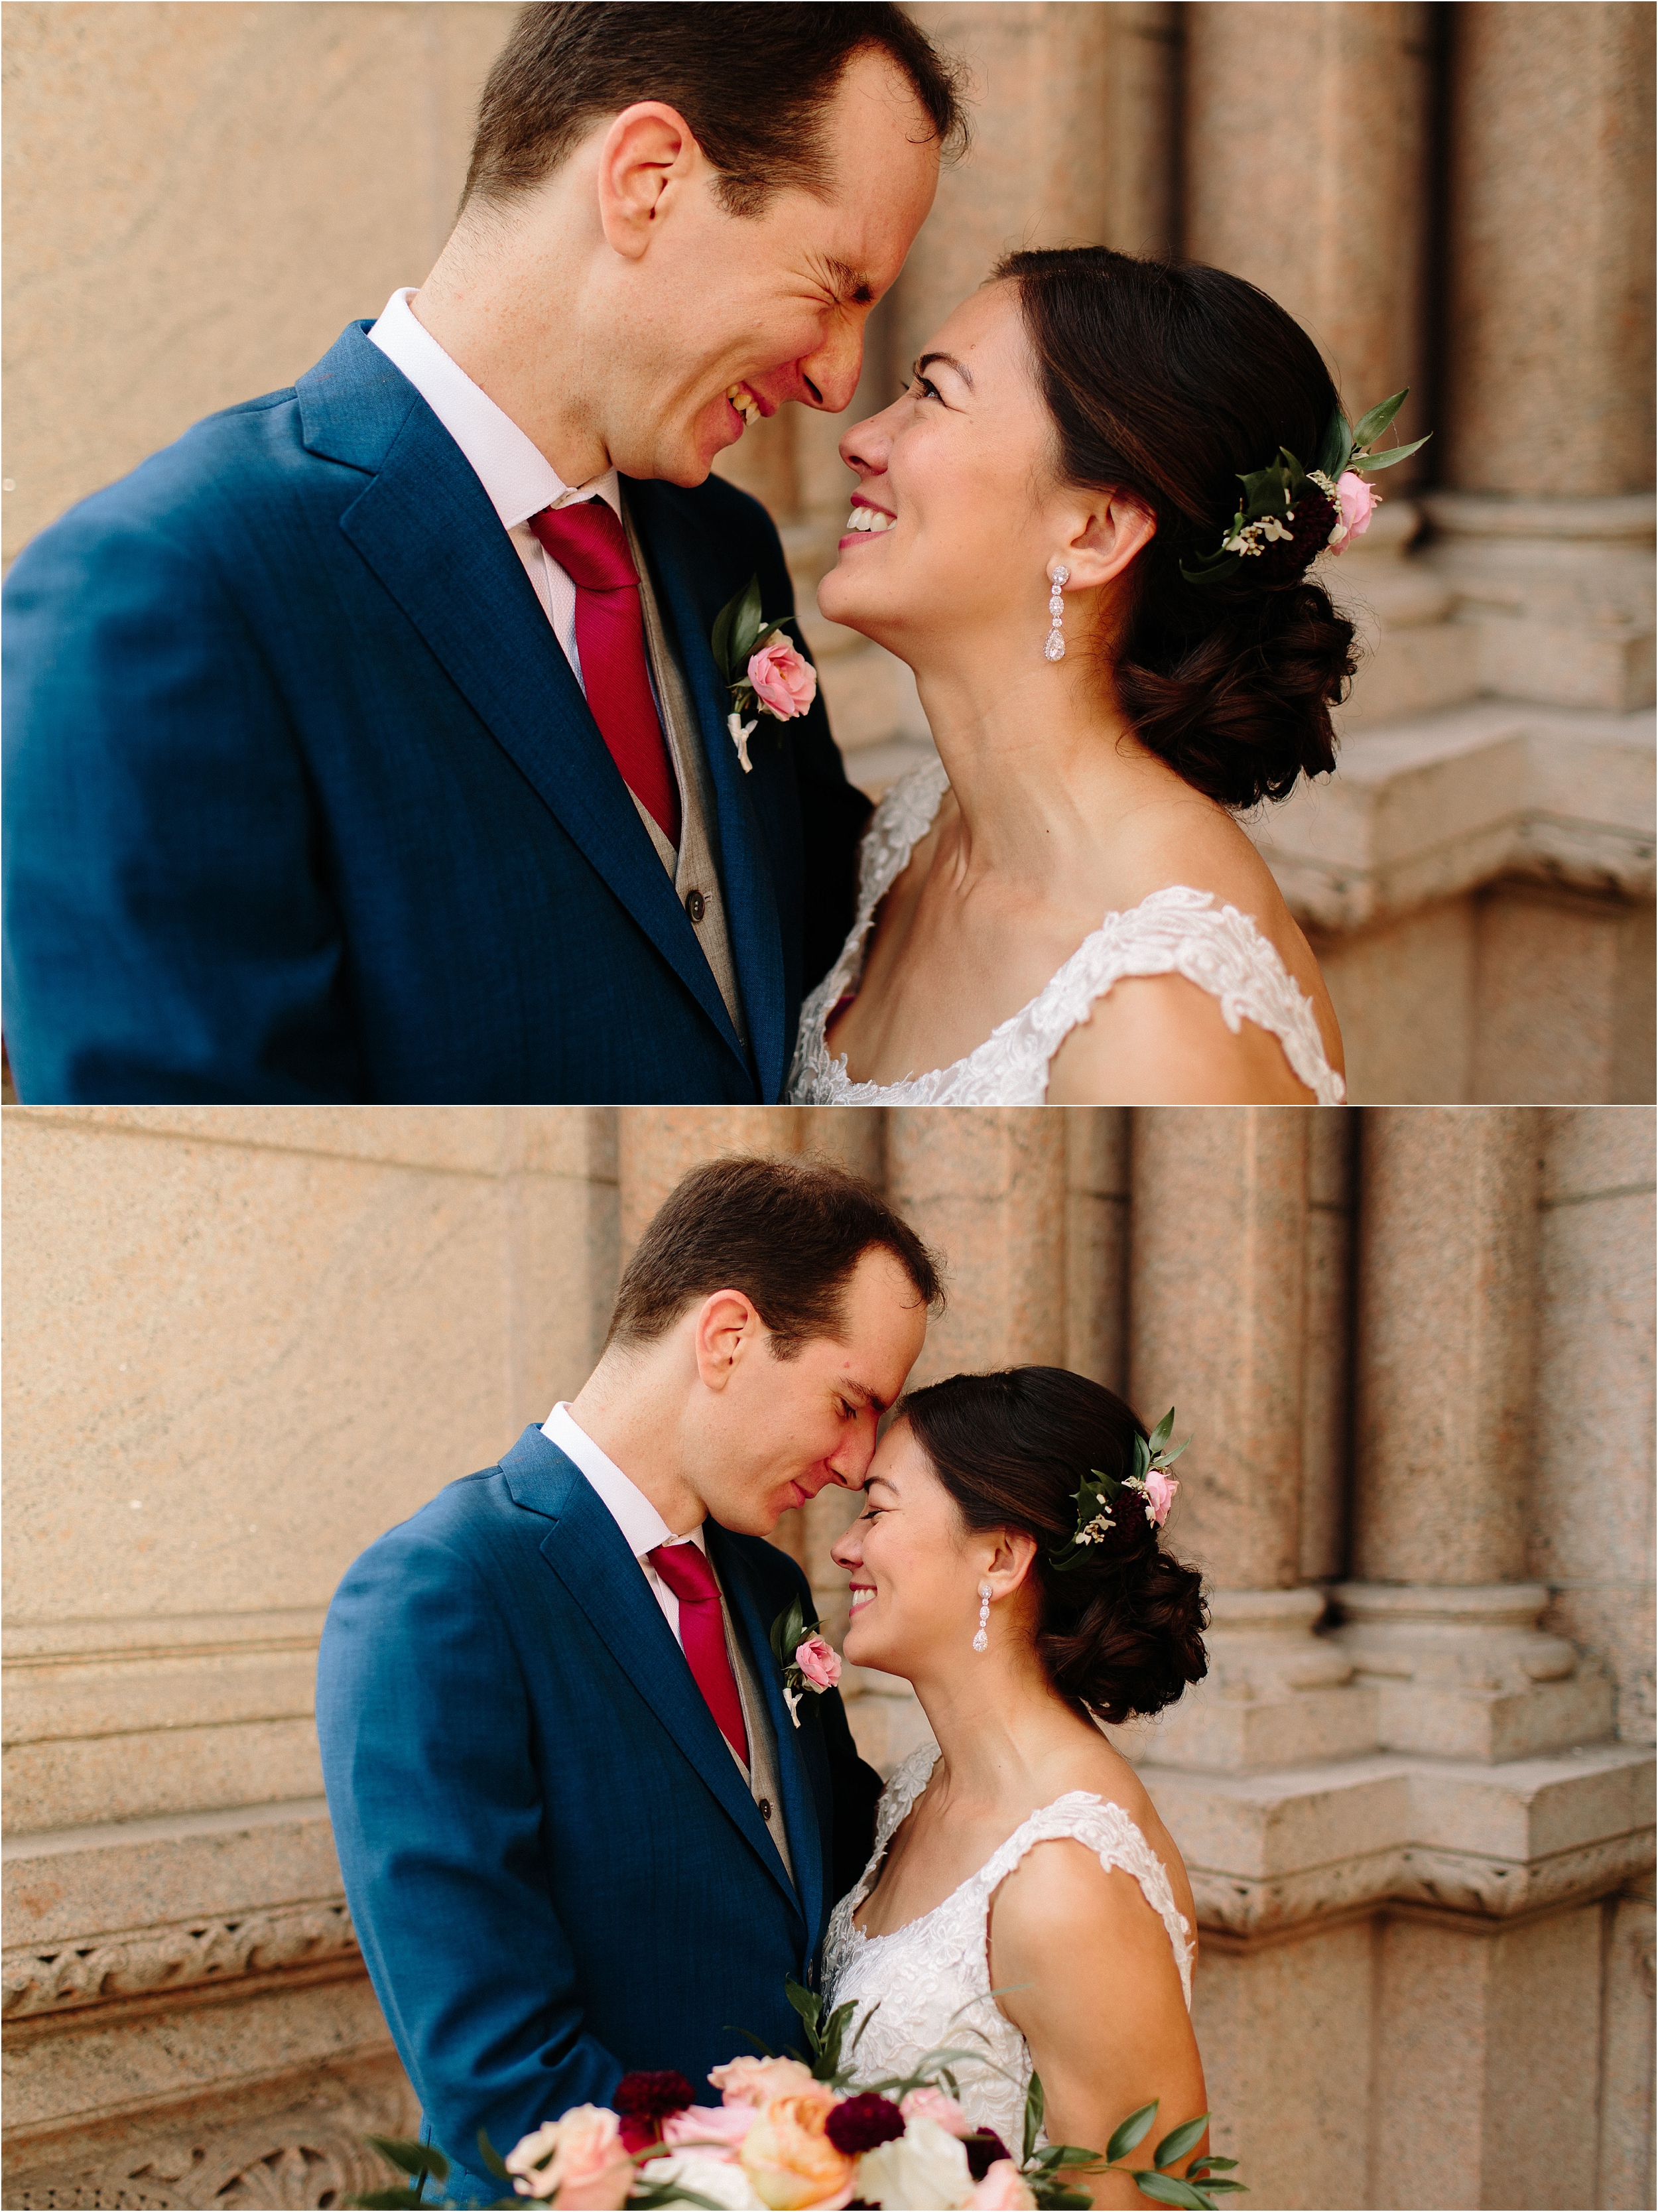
[647, 1539, 720, 1605]
[528, 498, 639, 594]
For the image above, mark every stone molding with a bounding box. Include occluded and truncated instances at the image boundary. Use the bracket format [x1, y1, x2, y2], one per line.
[2, 1896, 357, 2021]
[1251, 700, 1655, 930]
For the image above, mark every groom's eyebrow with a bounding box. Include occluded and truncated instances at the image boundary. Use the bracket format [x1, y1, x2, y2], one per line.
[841, 1376, 889, 1415]
[826, 257, 876, 306]
[917, 351, 973, 389]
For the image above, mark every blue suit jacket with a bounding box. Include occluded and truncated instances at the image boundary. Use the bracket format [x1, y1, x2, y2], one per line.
[1, 323, 869, 1102]
[316, 1426, 882, 2205]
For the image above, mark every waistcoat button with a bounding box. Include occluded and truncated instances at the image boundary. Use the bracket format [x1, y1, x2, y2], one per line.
[757, 1796, 773, 1821]
[685, 887, 706, 924]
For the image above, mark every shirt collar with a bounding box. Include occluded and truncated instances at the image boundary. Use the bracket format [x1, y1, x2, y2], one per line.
[542, 1403, 704, 1560]
[367, 288, 621, 532]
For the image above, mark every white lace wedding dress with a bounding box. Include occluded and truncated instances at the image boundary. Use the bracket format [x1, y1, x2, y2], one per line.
[821, 1745, 1195, 2152]
[789, 757, 1345, 1105]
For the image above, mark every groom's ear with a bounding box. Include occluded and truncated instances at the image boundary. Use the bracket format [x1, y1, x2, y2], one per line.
[690, 1287, 765, 1390]
[596, 102, 704, 260]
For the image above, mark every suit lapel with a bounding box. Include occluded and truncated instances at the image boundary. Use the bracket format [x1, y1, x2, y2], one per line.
[499, 1429, 802, 1927]
[298, 328, 749, 1076]
[626, 482, 789, 1102]
[709, 1526, 829, 1957]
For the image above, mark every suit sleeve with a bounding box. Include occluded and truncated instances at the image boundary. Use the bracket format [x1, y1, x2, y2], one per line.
[1, 502, 359, 1101]
[316, 1527, 624, 2203]
[818, 1681, 885, 1905]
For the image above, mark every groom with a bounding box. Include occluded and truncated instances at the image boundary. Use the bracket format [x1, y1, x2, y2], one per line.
[316, 1155, 940, 2203]
[1, 5, 957, 1104]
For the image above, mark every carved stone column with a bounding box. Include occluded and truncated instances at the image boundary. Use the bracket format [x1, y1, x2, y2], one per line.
[1062, 1108, 1130, 1394]
[1338, 1108, 1615, 1757]
[1422, 2, 1657, 710]
[1126, 1110, 1373, 1770]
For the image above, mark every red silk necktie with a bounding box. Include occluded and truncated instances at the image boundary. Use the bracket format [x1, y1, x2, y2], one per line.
[647, 1541, 750, 1768]
[527, 499, 681, 848]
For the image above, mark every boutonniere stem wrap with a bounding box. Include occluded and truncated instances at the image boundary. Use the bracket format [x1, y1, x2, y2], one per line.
[1181, 387, 1432, 588]
[712, 574, 818, 772]
[1049, 1407, 1191, 1572]
[769, 1593, 842, 1726]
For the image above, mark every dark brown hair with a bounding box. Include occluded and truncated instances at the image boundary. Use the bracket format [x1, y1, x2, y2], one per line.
[607, 1153, 943, 1359]
[996, 247, 1362, 812]
[901, 1366, 1208, 1724]
[465, 4, 968, 220]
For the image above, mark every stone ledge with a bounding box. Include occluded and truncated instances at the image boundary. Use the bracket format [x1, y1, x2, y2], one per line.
[1140, 1740, 1655, 1937]
[3, 1897, 357, 2022]
[1251, 701, 1656, 930]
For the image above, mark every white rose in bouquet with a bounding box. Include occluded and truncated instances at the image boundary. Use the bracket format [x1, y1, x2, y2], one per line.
[638, 2150, 767, 2209]
[856, 2114, 976, 2210]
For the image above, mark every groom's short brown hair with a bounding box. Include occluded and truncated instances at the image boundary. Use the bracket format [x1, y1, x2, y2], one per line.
[607, 1153, 943, 1358]
[464, 3, 966, 220]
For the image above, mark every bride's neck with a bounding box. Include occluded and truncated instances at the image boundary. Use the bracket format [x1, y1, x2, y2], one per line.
[908, 1644, 1088, 1805]
[910, 645, 1163, 889]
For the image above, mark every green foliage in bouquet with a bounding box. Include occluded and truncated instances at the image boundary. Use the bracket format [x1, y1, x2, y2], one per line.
[1019, 2073, 1246, 2212]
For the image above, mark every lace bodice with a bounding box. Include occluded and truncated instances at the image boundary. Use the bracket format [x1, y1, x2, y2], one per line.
[788, 757, 1345, 1105]
[821, 1746, 1194, 2153]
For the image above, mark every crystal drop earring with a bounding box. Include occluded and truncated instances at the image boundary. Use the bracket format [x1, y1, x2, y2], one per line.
[1044, 565, 1069, 663]
[973, 1581, 992, 1653]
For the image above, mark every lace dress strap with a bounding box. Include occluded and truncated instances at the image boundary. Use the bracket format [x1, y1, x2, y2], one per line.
[848, 1743, 942, 1913]
[974, 1792, 1194, 2009]
[1009, 887, 1345, 1106]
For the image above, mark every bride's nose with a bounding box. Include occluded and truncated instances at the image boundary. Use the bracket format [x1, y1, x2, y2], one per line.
[838, 411, 893, 480]
[830, 1519, 864, 1570]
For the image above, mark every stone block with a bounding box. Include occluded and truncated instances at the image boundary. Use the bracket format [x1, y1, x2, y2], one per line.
[1191, 1919, 1375, 2211]
[840, 1672, 934, 1780]
[1301, 1179, 1354, 1584]
[1063, 1110, 1129, 1394]
[1471, 879, 1656, 1104]
[3, 1, 517, 566]
[4, 1719, 326, 1837]
[1373, 1904, 1604, 2210]
[1541, 1104, 1658, 1202]
[1309, 895, 1478, 1103]
[616, 1111, 804, 1258]
[1598, 1886, 1657, 2210]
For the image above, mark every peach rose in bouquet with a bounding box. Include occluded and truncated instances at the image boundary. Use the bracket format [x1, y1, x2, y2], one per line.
[503, 2106, 633, 2207]
[738, 2090, 854, 2210]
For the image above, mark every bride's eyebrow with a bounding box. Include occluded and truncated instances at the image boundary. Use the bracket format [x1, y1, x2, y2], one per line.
[915, 351, 973, 390]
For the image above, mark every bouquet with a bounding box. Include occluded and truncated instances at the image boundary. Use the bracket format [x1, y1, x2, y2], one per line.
[350, 1981, 1242, 2212]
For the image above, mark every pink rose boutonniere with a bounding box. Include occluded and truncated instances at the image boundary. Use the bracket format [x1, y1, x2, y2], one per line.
[712, 574, 818, 773]
[769, 1594, 842, 1728]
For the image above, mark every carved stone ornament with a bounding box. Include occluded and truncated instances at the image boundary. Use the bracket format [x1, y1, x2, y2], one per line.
[2, 1900, 357, 2020]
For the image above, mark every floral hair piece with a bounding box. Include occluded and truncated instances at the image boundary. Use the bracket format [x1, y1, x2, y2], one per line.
[1180, 388, 1431, 588]
[1049, 1408, 1190, 1573]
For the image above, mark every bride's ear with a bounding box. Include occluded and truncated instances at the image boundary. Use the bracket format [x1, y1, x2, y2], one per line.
[986, 1526, 1041, 1595]
[1056, 491, 1157, 594]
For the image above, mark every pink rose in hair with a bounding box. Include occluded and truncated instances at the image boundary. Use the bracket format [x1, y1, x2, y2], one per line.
[1143, 1467, 1179, 1528]
[747, 637, 818, 720]
[1328, 469, 1380, 554]
[794, 1633, 842, 1691]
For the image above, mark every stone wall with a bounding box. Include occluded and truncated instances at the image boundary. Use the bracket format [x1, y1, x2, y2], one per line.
[4, 1104, 1652, 2210]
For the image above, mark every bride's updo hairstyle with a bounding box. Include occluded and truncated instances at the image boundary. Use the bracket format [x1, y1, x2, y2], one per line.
[996, 246, 1360, 810]
[901, 1366, 1207, 1724]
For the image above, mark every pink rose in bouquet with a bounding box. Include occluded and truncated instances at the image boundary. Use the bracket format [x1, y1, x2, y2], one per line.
[747, 639, 817, 721]
[793, 1634, 842, 1692]
[1328, 469, 1380, 553]
[504, 2105, 634, 2207]
[662, 2103, 757, 2160]
[970, 2158, 1039, 2209]
[898, 2086, 971, 2136]
[739, 2091, 856, 2209]
[708, 2055, 822, 2109]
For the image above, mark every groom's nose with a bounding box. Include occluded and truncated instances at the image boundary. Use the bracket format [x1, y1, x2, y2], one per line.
[794, 318, 864, 416]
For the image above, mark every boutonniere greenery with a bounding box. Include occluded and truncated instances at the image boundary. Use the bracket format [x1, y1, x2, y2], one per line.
[711, 574, 819, 773]
[768, 1593, 843, 1726]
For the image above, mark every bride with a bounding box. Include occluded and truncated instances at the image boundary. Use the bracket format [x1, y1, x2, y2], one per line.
[789, 246, 1364, 1106]
[824, 1367, 1210, 2207]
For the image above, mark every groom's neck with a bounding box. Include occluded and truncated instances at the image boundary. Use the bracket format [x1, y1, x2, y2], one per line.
[413, 196, 613, 488]
[568, 1360, 708, 1533]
